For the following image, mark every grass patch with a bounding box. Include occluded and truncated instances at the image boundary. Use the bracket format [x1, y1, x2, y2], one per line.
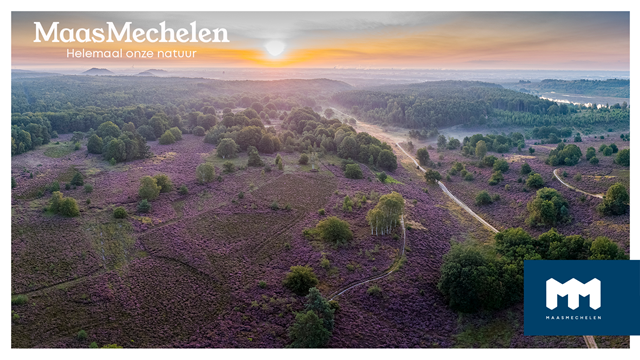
[383, 175, 403, 185]
[43, 144, 74, 158]
[454, 314, 515, 348]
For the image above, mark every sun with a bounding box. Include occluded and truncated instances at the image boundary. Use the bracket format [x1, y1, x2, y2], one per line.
[264, 40, 286, 57]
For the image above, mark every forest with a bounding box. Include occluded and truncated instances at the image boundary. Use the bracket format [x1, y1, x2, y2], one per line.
[331, 80, 630, 132]
[515, 79, 630, 98]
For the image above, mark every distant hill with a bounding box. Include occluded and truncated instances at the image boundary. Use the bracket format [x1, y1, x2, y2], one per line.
[146, 69, 168, 74]
[137, 71, 156, 76]
[82, 68, 114, 76]
[513, 79, 629, 98]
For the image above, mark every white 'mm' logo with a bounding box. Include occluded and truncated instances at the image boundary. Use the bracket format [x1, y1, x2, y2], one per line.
[546, 278, 601, 310]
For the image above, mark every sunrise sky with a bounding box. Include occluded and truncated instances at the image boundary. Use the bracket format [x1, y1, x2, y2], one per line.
[11, 12, 630, 70]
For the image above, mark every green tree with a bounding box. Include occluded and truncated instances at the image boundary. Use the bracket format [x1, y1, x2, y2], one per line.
[104, 138, 126, 163]
[71, 172, 84, 186]
[589, 237, 628, 260]
[137, 199, 151, 213]
[526, 173, 544, 188]
[520, 162, 532, 175]
[139, 176, 161, 201]
[366, 192, 405, 235]
[527, 188, 569, 226]
[11, 177, 16, 189]
[96, 121, 121, 138]
[615, 149, 630, 166]
[597, 183, 629, 215]
[416, 147, 430, 166]
[475, 140, 487, 158]
[193, 126, 206, 136]
[475, 190, 493, 205]
[216, 138, 239, 159]
[247, 146, 264, 167]
[288, 310, 331, 348]
[313, 216, 353, 245]
[377, 150, 398, 171]
[153, 174, 173, 192]
[236, 126, 263, 150]
[424, 169, 442, 184]
[87, 134, 103, 154]
[299, 153, 309, 165]
[337, 135, 359, 160]
[603, 146, 613, 156]
[196, 163, 215, 183]
[284, 266, 319, 296]
[59, 197, 80, 217]
[589, 156, 599, 165]
[493, 159, 509, 172]
[169, 127, 182, 141]
[344, 164, 363, 179]
[159, 130, 176, 145]
[305, 287, 335, 331]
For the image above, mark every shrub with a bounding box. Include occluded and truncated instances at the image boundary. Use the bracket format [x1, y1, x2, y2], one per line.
[71, 172, 84, 186]
[299, 153, 309, 165]
[109, 158, 116, 166]
[48, 181, 60, 193]
[247, 146, 264, 167]
[344, 164, 363, 179]
[159, 130, 176, 145]
[178, 185, 189, 195]
[589, 237, 628, 260]
[192, 126, 206, 136]
[196, 163, 216, 183]
[464, 173, 474, 181]
[526, 173, 544, 188]
[377, 172, 388, 183]
[342, 195, 353, 212]
[520, 162, 532, 175]
[138, 176, 160, 200]
[488, 171, 503, 185]
[609, 143, 618, 153]
[270, 201, 279, 210]
[603, 146, 613, 156]
[424, 169, 442, 184]
[284, 265, 319, 296]
[169, 127, 182, 141]
[113, 207, 127, 219]
[597, 183, 629, 216]
[137, 199, 151, 213]
[84, 184, 93, 193]
[153, 174, 173, 192]
[318, 208, 325, 215]
[259, 281, 267, 289]
[615, 149, 630, 166]
[475, 190, 493, 205]
[59, 197, 80, 217]
[482, 155, 497, 167]
[416, 147, 430, 166]
[77, 330, 88, 341]
[89, 342, 98, 348]
[223, 161, 235, 173]
[11, 177, 16, 189]
[312, 216, 353, 245]
[367, 285, 382, 296]
[238, 191, 244, 199]
[493, 159, 509, 172]
[589, 156, 599, 165]
[11, 295, 27, 305]
[574, 173, 582, 181]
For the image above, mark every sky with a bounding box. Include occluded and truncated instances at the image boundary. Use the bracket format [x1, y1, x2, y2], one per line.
[11, 12, 630, 71]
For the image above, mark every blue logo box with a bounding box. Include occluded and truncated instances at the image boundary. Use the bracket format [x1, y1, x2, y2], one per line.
[524, 260, 640, 335]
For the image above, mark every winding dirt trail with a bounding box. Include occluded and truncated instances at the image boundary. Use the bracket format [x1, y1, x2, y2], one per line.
[553, 169, 604, 199]
[328, 107, 597, 348]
